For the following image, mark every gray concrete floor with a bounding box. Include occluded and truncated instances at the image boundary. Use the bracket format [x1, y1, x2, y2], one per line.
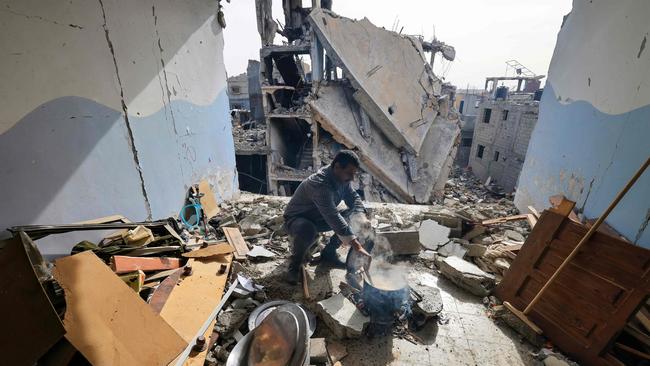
[339, 268, 537, 365]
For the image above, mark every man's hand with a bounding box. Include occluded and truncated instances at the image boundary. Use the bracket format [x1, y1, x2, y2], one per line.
[349, 238, 371, 257]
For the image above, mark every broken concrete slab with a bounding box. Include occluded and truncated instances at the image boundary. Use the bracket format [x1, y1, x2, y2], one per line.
[309, 9, 441, 154]
[317, 293, 369, 338]
[412, 284, 444, 317]
[438, 256, 496, 297]
[376, 230, 421, 255]
[437, 241, 467, 258]
[418, 219, 451, 250]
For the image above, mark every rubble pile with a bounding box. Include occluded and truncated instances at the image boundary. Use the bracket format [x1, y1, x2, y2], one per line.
[5, 173, 557, 366]
[231, 123, 266, 153]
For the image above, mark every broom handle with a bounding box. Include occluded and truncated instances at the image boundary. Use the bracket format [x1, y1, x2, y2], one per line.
[524, 156, 650, 315]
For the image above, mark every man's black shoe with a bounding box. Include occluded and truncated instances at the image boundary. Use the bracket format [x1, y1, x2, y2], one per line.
[285, 265, 301, 285]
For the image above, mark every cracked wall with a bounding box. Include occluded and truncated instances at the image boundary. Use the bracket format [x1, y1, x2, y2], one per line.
[515, 0, 650, 247]
[0, 0, 237, 256]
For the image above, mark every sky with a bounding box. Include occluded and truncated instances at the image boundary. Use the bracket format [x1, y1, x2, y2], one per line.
[222, 0, 573, 89]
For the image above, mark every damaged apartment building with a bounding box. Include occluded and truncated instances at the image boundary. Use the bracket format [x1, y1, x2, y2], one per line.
[467, 64, 544, 193]
[233, 0, 460, 203]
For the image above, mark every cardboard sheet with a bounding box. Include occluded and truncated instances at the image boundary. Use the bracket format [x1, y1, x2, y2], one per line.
[160, 255, 232, 365]
[182, 243, 233, 258]
[53, 251, 186, 366]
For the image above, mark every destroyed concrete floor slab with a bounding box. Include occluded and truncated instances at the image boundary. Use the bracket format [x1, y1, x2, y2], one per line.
[309, 9, 442, 154]
[310, 83, 460, 203]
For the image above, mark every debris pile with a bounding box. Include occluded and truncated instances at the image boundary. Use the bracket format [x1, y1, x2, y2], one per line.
[232, 123, 267, 154]
[4, 171, 554, 365]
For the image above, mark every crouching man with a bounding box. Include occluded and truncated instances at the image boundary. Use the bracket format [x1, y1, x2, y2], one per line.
[282, 150, 366, 284]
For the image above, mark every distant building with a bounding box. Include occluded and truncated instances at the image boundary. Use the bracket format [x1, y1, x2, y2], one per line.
[227, 72, 249, 110]
[468, 74, 544, 192]
[453, 89, 487, 167]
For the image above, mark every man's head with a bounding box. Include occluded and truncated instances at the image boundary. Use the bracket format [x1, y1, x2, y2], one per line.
[331, 150, 360, 183]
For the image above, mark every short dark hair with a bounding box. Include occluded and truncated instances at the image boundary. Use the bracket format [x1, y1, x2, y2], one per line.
[332, 150, 360, 168]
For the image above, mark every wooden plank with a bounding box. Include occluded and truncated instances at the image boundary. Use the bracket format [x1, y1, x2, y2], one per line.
[0, 236, 65, 366]
[636, 308, 650, 333]
[223, 227, 249, 260]
[624, 324, 650, 348]
[182, 243, 233, 258]
[198, 180, 220, 219]
[111, 255, 181, 273]
[53, 251, 186, 366]
[549, 195, 580, 222]
[481, 214, 528, 225]
[615, 343, 650, 360]
[528, 206, 540, 218]
[160, 255, 232, 364]
[526, 214, 538, 228]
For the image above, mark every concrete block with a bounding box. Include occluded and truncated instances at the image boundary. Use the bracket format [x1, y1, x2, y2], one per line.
[438, 256, 495, 297]
[418, 219, 450, 250]
[376, 230, 421, 255]
[437, 242, 467, 258]
[317, 293, 369, 338]
[309, 338, 328, 364]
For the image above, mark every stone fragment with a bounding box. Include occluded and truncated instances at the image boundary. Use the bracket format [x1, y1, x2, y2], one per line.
[437, 242, 467, 258]
[215, 308, 249, 336]
[463, 243, 488, 257]
[438, 256, 496, 297]
[309, 338, 328, 364]
[317, 293, 369, 338]
[504, 229, 525, 242]
[544, 356, 571, 366]
[326, 340, 348, 363]
[418, 220, 451, 250]
[471, 235, 493, 245]
[411, 284, 444, 317]
[239, 216, 264, 236]
[376, 230, 421, 255]
[419, 250, 438, 263]
[462, 225, 487, 240]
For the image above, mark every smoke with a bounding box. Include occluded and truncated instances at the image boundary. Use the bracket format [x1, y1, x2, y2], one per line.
[348, 212, 407, 290]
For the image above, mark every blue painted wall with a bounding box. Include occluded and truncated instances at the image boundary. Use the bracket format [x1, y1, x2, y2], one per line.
[515, 85, 650, 246]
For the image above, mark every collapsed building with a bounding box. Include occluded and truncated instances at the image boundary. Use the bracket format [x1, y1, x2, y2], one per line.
[233, 1, 460, 203]
[467, 68, 544, 193]
[453, 88, 487, 167]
